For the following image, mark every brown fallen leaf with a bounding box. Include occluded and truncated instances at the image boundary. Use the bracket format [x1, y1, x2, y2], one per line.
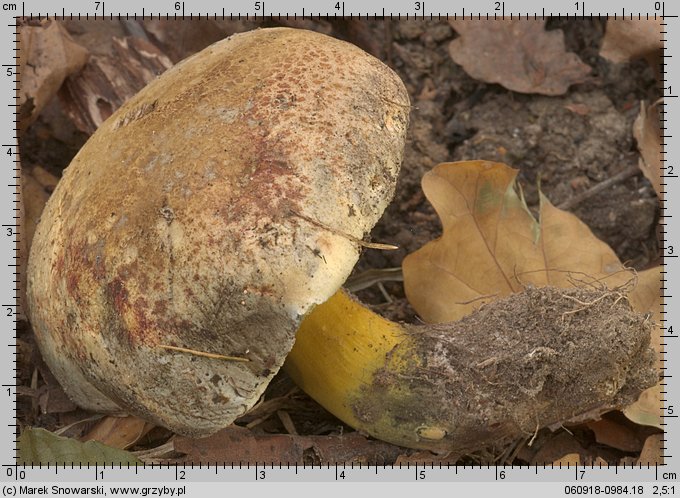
[624, 387, 664, 430]
[634, 100, 663, 200]
[637, 434, 664, 465]
[62, 19, 128, 56]
[162, 426, 405, 465]
[37, 383, 77, 415]
[586, 419, 644, 453]
[402, 161, 631, 324]
[30, 166, 59, 192]
[32, 351, 77, 415]
[448, 20, 590, 95]
[553, 453, 581, 466]
[22, 166, 58, 251]
[82, 415, 154, 450]
[18, 20, 89, 132]
[624, 266, 663, 429]
[17, 158, 27, 321]
[145, 19, 384, 61]
[600, 19, 662, 67]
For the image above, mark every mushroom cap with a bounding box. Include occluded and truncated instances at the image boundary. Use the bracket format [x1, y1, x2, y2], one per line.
[27, 27, 410, 436]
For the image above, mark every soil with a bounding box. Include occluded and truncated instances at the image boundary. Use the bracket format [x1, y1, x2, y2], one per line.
[354, 286, 657, 455]
[18, 18, 662, 464]
[352, 19, 660, 321]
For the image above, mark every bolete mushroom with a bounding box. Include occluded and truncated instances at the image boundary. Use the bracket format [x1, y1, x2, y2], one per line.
[26, 28, 657, 454]
[27, 27, 410, 436]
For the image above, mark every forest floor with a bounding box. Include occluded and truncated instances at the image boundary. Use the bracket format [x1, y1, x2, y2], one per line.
[18, 18, 662, 465]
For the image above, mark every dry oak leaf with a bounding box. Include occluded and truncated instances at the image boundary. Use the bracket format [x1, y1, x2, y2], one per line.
[637, 434, 664, 465]
[81, 415, 154, 450]
[634, 100, 663, 199]
[448, 20, 591, 96]
[17, 160, 27, 320]
[585, 418, 644, 453]
[22, 166, 58, 251]
[18, 20, 89, 131]
[624, 265, 663, 429]
[553, 453, 581, 466]
[402, 160, 663, 427]
[600, 19, 662, 65]
[19, 427, 141, 465]
[403, 160, 632, 323]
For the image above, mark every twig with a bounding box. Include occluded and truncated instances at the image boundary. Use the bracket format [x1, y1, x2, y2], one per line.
[345, 267, 403, 292]
[559, 424, 574, 436]
[54, 414, 105, 436]
[528, 422, 540, 447]
[456, 293, 499, 306]
[133, 440, 176, 463]
[377, 282, 393, 303]
[277, 410, 298, 435]
[158, 345, 250, 362]
[291, 210, 398, 251]
[558, 165, 641, 211]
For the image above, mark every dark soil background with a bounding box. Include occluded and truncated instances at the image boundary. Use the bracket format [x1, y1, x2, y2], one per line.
[18, 18, 662, 464]
[351, 19, 660, 321]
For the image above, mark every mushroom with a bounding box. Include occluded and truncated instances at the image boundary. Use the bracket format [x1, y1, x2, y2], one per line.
[26, 27, 410, 436]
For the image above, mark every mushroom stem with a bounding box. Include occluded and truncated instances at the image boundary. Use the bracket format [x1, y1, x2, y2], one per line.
[284, 287, 657, 453]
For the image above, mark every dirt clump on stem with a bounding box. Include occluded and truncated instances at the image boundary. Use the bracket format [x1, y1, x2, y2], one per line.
[352, 286, 658, 454]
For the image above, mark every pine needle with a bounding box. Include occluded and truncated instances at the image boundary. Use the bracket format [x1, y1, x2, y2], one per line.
[158, 345, 250, 362]
[291, 210, 398, 251]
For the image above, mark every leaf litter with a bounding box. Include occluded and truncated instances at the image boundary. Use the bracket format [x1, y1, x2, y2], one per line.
[448, 20, 591, 95]
[81, 415, 154, 450]
[19, 427, 141, 465]
[140, 426, 406, 465]
[402, 161, 634, 323]
[600, 18, 662, 67]
[18, 20, 89, 132]
[18, 17, 659, 463]
[633, 100, 664, 200]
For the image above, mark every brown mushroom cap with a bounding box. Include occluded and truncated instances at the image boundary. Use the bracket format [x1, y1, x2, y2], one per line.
[27, 27, 409, 436]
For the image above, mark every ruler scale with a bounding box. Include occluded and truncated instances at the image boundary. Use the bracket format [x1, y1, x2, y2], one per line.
[2, 0, 677, 493]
